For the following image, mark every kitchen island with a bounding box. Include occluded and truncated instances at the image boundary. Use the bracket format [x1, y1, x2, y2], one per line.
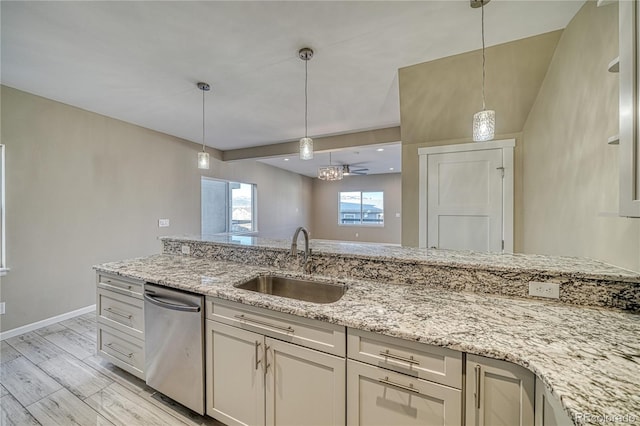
[95, 236, 640, 426]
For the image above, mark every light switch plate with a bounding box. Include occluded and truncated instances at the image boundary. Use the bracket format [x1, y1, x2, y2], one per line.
[158, 219, 170, 228]
[529, 282, 560, 299]
[0, 302, 5, 315]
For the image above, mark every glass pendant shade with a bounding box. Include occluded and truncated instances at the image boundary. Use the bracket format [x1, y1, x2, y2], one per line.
[198, 151, 210, 169]
[196, 81, 211, 170]
[472, 109, 495, 142]
[300, 137, 314, 160]
[318, 166, 343, 181]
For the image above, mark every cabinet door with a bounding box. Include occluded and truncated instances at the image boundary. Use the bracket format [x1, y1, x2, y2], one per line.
[466, 355, 534, 426]
[534, 377, 573, 426]
[205, 320, 265, 426]
[619, 0, 640, 217]
[265, 337, 346, 426]
[347, 360, 461, 426]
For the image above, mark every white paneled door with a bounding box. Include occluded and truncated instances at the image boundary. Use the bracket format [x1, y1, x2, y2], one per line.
[419, 140, 514, 253]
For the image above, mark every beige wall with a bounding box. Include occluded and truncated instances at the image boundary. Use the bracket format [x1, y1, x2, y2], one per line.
[0, 86, 312, 331]
[521, 1, 640, 272]
[399, 31, 560, 247]
[398, 1, 640, 272]
[311, 173, 401, 244]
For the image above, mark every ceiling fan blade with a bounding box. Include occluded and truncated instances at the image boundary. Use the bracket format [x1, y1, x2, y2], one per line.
[342, 164, 369, 176]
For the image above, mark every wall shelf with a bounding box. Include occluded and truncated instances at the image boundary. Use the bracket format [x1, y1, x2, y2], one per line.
[608, 57, 620, 73]
[597, 0, 616, 7]
[608, 134, 620, 145]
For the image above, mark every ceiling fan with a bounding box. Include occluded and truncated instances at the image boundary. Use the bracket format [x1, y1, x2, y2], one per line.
[342, 164, 369, 176]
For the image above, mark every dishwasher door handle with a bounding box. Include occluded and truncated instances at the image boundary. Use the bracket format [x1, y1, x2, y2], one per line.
[144, 292, 201, 312]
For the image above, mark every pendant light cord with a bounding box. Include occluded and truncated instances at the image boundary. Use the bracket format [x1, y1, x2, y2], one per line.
[202, 87, 206, 152]
[481, 0, 486, 111]
[304, 58, 309, 139]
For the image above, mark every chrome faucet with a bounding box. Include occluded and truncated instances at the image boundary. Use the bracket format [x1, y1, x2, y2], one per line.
[291, 226, 311, 271]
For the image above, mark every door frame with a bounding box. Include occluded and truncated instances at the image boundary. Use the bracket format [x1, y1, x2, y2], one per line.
[418, 139, 515, 253]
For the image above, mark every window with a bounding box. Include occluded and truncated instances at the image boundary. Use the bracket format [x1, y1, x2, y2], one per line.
[339, 191, 384, 226]
[202, 178, 257, 235]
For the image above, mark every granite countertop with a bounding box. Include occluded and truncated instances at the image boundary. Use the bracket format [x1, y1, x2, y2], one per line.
[95, 254, 640, 425]
[162, 235, 640, 283]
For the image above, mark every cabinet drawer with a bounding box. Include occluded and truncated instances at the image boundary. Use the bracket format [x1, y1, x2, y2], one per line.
[97, 323, 144, 380]
[206, 298, 346, 357]
[347, 328, 462, 389]
[97, 287, 144, 338]
[347, 359, 461, 426]
[96, 273, 144, 298]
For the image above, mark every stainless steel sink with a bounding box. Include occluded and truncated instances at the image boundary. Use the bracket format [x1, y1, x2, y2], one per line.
[235, 275, 346, 304]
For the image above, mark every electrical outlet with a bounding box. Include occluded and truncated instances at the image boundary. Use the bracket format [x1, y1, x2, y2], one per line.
[0, 302, 5, 315]
[528, 281, 560, 299]
[158, 219, 170, 228]
[181, 245, 191, 255]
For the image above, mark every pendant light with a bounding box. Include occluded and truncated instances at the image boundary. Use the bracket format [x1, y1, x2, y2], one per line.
[197, 82, 211, 169]
[299, 48, 314, 160]
[471, 0, 495, 142]
[318, 153, 343, 181]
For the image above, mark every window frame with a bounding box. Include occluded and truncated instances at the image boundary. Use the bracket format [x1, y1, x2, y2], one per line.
[229, 182, 257, 233]
[201, 177, 258, 235]
[337, 190, 384, 227]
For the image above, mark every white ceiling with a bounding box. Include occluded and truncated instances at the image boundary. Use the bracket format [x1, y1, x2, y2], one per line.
[257, 142, 402, 177]
[1, 1, 583, 176]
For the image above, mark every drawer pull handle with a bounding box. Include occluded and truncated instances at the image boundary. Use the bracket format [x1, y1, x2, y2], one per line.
[265, 344, 271, 371]
[234, 314, 294, 333]
[380, 349, 420, 366]
[255, 341, 262, 370]
[105, 307, 133, 320]
[104, 279, 133, 291]
[105, 342, 133, 358]
[378, 376, 421, 395]
[475, 364, 482, 409]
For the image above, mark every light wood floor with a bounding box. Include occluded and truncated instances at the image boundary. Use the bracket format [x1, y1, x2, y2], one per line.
[0, 312, 224, 426]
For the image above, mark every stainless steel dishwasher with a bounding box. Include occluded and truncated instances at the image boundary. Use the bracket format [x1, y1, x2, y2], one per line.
[143, 283, 204, 415]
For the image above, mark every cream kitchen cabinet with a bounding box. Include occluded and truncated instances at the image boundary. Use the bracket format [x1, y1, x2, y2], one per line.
[465, 354, 535, 426]
[95, 272, 145, 379]
[205, 298, 346, 426]
[534, 377, 573, 426]
[266, 337, 345, 426]
[347, 360, 461, 426]
[205, 320, 264, 426]
[347, 329, 462, 426]
[618, 0, 640, 217]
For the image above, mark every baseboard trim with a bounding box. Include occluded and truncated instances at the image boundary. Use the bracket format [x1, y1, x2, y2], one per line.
[0, 304, 96, 341]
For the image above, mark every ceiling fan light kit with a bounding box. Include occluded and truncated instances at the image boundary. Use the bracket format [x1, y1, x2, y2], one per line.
[316, 152, 371, 180]
[342, 165, 368, 176]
